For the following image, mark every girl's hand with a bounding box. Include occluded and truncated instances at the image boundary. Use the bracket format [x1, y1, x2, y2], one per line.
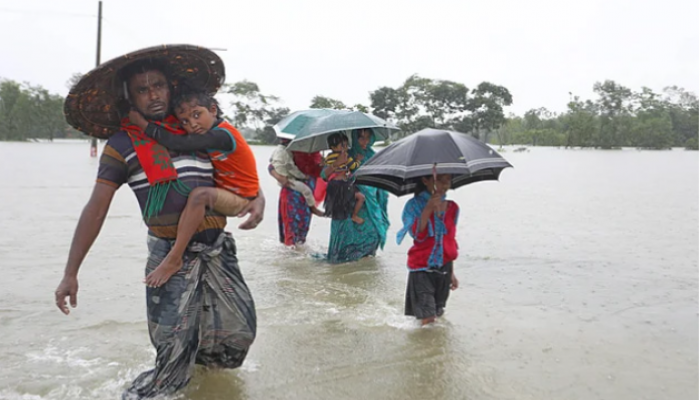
[450, 273, 459, 290]
[355, 154, 364, 162]
[129, 109, 148, 130]
[426, 192, 443, 211]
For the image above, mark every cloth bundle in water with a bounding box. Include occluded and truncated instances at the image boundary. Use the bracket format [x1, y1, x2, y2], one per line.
[123, 232, 256, 399]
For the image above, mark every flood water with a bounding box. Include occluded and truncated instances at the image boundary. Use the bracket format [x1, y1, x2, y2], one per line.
[0, 141, 697, 400]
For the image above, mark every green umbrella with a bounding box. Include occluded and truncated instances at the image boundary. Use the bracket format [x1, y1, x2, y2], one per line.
[274, 109, 400, 153]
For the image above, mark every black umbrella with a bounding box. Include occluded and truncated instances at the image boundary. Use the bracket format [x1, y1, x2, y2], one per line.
[354, 128, 512, 196]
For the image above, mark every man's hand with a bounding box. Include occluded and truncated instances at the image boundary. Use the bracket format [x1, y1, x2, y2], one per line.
[55, 275, 79, 315]
[54, 182, 116, 315]
[129, 109, 148, 130]
[238, 191, 265, 230]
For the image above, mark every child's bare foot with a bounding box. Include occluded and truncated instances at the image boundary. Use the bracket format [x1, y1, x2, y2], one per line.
[144, 255, 183, 287]
[351, 215, 364, 224]
[311, 206, 325, 217]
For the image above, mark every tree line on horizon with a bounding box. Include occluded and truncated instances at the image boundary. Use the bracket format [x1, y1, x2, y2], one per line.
[0, 73, 697, 150]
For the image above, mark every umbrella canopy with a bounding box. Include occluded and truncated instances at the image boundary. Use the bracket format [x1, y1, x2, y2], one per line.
[274, 109, 400, 153]
[354, 128, 512, 196]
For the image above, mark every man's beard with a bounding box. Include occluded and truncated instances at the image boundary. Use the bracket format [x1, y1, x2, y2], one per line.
[142, 111, 167, 121]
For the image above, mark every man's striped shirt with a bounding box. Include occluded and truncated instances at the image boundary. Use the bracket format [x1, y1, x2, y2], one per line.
[97, 131, 226, 244]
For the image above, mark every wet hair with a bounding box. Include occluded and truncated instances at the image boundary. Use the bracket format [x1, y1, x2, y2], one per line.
[172, 91, 223, 118]
[327, 132, 348, 148]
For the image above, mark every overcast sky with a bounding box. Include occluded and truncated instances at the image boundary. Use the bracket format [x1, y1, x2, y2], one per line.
[0, 0, 697, 115]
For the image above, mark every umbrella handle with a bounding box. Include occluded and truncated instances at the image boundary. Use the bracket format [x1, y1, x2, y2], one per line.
[432, 163, 438, 194]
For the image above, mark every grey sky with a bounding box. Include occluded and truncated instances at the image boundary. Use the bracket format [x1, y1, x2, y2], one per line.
[1, 0, 697, 116]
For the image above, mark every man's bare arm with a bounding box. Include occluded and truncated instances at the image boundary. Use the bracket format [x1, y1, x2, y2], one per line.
[55, 182, 116, 315]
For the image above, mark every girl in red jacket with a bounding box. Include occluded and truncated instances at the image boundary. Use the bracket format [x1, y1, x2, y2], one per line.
[397, 173, 460, 325]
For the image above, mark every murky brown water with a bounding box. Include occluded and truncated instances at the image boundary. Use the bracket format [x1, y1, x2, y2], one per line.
[0, 141, 697, 400]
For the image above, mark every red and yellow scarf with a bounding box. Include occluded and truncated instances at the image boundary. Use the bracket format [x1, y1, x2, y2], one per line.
[121, 115, 191, 219]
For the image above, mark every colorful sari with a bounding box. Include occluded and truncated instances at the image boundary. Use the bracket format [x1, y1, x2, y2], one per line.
[275, 151, 324, 246]
[326, 130, 390, 263]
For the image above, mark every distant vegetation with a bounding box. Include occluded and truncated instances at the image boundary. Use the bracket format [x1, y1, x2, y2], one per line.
[1, 74, 697, 151]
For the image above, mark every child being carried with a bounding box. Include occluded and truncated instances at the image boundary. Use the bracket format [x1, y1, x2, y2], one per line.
[269, 137, 325, 217]
[322, 132, 365, 224]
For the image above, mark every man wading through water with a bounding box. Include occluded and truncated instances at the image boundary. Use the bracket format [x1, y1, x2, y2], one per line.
[56, 45, 261, 399]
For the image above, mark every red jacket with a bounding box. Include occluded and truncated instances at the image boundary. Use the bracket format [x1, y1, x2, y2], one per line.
[406, 200, 459, 271]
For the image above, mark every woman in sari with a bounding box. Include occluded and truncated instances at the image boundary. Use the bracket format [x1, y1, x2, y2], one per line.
[323, 128, 390, 263]
[269, 151, 325, 246]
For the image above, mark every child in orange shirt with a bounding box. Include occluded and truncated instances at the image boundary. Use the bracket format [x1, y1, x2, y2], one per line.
[129, 91, 259, 287]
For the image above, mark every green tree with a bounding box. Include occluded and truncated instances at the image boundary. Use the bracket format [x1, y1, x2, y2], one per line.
[369, 75, 511, 140]
[225, 80, 280, 130]
[369, 86, 400, 120]
[628, 87, 674, 149]
[310, 95, 348, 110]
[563, 94, 598, 147]
[494, 114, 524, 147]
[353, 104, 369, 113]
[28, 86, 66, 141]
[222, 80, 287, 144]
[632, 111, 674, 149]
[461, 82, 513, 141]
[0, 79, 69, 141]
[0, 80, 24, 140]
[523, 107, 549, 131]
[520, 108, 554, 145]
[662, 86, 699, 146]
[594, 80, 633, 149]
[394, 75, 437, 134]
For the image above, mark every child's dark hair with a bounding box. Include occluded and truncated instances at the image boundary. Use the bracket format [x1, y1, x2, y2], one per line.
[173, 91, 223, 118]
[327, 132, 348, 148]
